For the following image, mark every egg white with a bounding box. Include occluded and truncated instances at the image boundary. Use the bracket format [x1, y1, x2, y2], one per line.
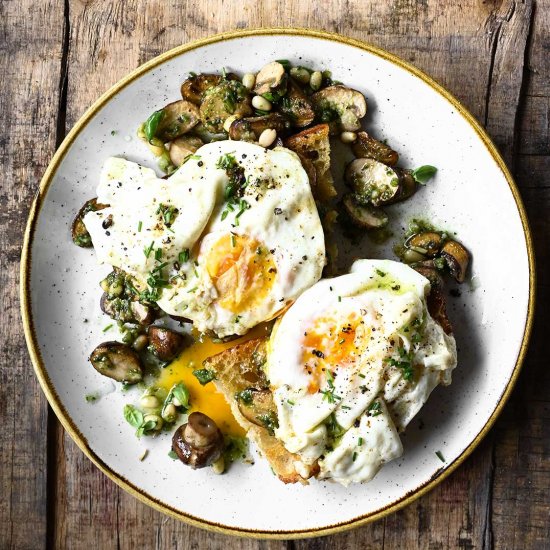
[84, 141, 325, 337]
[266, 259, 457, 485]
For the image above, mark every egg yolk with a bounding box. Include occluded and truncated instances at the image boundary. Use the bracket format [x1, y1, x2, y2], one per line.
[157, 322, 271, 437]
[205, 234, 276, 314]
[301, 313, 363, 393]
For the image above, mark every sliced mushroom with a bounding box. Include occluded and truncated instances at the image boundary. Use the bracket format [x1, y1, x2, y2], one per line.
[181, 73, 229, 104]
[148, 326, 185, 361]
[168, 135, 204, 166]
[190, 122, 227, 144]
[441, 240, 470, 283]
[171, 412, 224, 469]
[413, 267, 453, 334]
[200, 80, 252, 133]
[89, 341, 143, 384]
[236, 388, 276, 426]
[71, 198, 107, 248]
[345, 158, 400, 207]
[278, 78, 315, 127]
[391, 168, 418, 203]
[253, 61, 288, 97]
[228, 112, 291, 142]
[311, 85, 367, 133]
[351, 131, 399, 166]
[100, 293, 133, 323]
[342, 194, 388, 229]
[406, 232, 444, 257]
[130, 301, 156, 325]
[99, 269, 127, 298]
[168, 314, 193, 324]
[154, 100, 200, 142]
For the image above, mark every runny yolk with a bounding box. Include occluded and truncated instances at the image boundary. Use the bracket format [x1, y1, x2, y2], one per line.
[157, 323, 272, 437]
[205, 234, 276, 314]
[301, 313, 362, 394]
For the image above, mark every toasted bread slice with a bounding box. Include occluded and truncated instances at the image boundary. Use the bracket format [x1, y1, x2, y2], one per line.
[284, 123, 337, 203]
[204, 338, 318, 483]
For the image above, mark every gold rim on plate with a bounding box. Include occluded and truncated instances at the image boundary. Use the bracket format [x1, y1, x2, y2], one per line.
[20, 27, 536, 539]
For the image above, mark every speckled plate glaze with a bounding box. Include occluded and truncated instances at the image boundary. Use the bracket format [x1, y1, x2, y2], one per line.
[21, 29, 534, 538]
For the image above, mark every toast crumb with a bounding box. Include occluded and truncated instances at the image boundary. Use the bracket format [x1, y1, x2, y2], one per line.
[284, 123, 337, 203]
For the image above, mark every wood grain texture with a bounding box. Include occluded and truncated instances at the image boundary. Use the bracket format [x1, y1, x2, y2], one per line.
[0, 1, 65, 549]
[490, 1, 550, 547]
[2, 0, 548, 548]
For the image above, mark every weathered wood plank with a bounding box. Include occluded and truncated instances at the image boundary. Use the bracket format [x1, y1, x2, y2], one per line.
[0, 1, 65, 549]
[489, 0, 550, 545]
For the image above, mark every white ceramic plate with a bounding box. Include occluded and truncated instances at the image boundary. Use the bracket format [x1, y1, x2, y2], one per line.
[21, 29, 534, 538]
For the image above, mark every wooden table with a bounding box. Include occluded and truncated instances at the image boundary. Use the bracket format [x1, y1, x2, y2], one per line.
[2, 1, 548, 548]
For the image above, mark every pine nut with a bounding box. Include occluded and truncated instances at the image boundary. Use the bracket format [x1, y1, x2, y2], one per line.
[259, 128, 277, 148]
[171, 396, 182, 408]
[340, 131, 357, 143]
[211, 456, 225, 475]
[242, 73, 256, 90]
[162, 403, 177, 422]
[290, 67, 310, 84]
[133, 334, 149, 351]
[403, 249, 427, 264]
[140, 395, 160, 409]
[310, 71, 323, 91]
[252, 95, 272, 111]
[223, 114, 239, 133]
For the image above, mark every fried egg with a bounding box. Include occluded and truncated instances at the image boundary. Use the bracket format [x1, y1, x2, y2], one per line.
[265, 259, 457, 486]
[84, 141, 325, 337]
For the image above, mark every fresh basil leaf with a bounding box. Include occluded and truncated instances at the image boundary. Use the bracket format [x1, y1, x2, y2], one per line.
[412, 165, 437, 185]
[144, 109, 165, 142]
[171, 383, 190, 409]
[141, 420, 157, 433]
[123, 404, 144, 429]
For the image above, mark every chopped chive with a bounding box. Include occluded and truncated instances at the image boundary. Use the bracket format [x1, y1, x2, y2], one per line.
[341, 405, 351, 410]
[178, 248, 189, 263]
[144, 241, 155, 259]
[435, 450, 445, 462]
[137, 221, 142, 232]
[358, 437, 363, 446]
[231, 234, 236, 247]
[155, 248, 162, 261]
[102, 323, 113, 332]
[338, 296, 342, 302]
[352, 452, 357, 462]
[287, 400, 295, 405]
[187, 286, 198, 293]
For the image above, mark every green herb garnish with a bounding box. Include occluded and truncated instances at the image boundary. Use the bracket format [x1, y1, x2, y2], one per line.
[192, 368, 216, 385]
[143, 241, 155, 259]
[412, 165, 437, 185]
[156, 203, 179, 228]
[367, 399, 382, 417]
[179, 248, 190, 263]
[144, 109, 165, 142]
[235, 388, 254, 405]
[435, 450, 445, 462]
[386, 347, 415, 381]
